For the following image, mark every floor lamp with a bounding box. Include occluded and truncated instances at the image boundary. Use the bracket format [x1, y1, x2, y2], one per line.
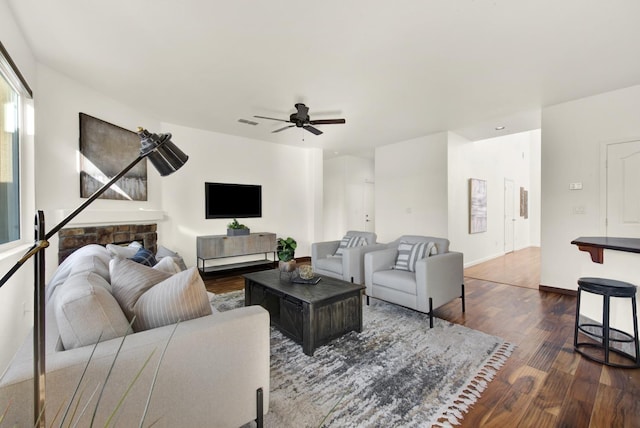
[0, 127, 188, 427]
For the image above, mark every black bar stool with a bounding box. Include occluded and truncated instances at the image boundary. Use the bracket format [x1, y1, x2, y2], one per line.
[574, 277, 640, 368]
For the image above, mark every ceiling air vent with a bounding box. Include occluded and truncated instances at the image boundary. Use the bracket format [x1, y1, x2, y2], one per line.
[238, 118, 259, 126]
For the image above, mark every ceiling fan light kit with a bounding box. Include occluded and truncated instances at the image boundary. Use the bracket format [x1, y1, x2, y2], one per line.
[254, 103, 346, 135]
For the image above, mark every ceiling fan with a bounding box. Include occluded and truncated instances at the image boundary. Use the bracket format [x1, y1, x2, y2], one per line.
[254, 103, 346, 135]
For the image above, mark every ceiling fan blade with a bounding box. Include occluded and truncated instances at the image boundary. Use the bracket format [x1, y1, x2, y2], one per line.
[309, 118, 346, 125]
[272, 125, 295, 133]
[254, 115, 290, 123]
[303, 125, 323, 135]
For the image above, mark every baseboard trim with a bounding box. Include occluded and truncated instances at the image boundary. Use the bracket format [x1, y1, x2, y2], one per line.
[539, 284, 577, 296]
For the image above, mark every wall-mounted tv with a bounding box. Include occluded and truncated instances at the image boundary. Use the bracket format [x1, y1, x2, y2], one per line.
[205, 182, 262, 219]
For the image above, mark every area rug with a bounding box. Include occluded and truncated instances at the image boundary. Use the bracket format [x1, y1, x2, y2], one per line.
[213, 291, 514, 428]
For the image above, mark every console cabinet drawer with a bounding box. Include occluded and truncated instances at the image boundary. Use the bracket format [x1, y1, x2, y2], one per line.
[197, 233, 277, 259]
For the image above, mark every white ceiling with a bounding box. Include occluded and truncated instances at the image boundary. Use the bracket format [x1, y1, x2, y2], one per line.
[7, 1, 640, 157]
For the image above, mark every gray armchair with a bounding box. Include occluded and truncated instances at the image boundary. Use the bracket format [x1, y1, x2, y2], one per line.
[312, 231, 385, 284]
[364, 235, 465, 327]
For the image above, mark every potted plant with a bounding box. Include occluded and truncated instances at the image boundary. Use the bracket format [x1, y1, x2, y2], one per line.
[277, 237, 297, 272]
[227, 218, 250, 236]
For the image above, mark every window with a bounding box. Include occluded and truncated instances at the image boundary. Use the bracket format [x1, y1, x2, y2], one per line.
[0, 74, 19, 244]
[0, 42, 32, 246]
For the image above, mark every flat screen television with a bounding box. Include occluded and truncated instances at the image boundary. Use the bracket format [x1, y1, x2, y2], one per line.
[205, 182, 262, 219]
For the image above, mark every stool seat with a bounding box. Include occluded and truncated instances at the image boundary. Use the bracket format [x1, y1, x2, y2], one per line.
[574, 276, 640, 369]
[578, 277, 636, 297]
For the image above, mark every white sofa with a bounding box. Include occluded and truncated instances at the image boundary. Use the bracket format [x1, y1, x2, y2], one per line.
[311, 231, 385, 284]
[364, 235, 465, 327]
[0, 244, 270, 427]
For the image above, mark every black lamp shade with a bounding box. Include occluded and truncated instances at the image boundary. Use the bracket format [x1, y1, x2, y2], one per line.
[138, 128, 189, 176]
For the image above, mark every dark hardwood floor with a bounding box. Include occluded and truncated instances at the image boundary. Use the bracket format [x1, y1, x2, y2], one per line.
[202, 253, 640, 427]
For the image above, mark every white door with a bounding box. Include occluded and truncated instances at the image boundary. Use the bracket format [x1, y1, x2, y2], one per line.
[364, 181, 375, 233]
[607, 140, 640, 236]
[504, 178, 515, 253]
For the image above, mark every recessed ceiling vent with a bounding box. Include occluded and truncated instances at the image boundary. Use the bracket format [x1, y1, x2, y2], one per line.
[238, 118, 259, 126]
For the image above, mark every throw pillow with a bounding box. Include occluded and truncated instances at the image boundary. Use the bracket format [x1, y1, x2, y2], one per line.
[153, 256, 182, 274]
[132, 267, 213, 331]
[54, 271, 131, 350]
[394, 241, 437, 272]
[46, 244, 111, 302]
[109, 258, 172, 321]
[334, 235, 368, 257]
[106, 242, 141, 259]
[156, 245, 188, 271]
[130, 247, 157, 267]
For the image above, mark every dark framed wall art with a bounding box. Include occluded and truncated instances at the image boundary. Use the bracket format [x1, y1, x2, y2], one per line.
[79, 113, 147, 201]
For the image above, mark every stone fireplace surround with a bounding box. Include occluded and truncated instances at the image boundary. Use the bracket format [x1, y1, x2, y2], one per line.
[58, 223, 157, 264]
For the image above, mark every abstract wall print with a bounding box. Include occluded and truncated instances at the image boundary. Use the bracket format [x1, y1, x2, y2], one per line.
[79, 113, 147, 200]
[469, 178, 487, 234]
[520, 187, 529, 218]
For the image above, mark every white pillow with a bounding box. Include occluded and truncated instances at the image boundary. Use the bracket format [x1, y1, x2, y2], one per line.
[106, 242, 141, 259]
[133, 267, 213, 331]
[55, 271, 131, 350]
[109, 258, 172, 321]
[153, 256, 182, 274]
[46, 244, 111, 302]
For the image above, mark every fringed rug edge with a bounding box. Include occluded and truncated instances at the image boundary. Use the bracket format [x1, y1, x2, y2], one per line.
[430, 341, 516, 427]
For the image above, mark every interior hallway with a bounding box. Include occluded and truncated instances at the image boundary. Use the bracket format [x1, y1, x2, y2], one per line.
[464, 246, 541, 290]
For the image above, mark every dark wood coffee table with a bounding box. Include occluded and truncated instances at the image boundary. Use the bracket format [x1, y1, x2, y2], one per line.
[244, 269, 365, 356]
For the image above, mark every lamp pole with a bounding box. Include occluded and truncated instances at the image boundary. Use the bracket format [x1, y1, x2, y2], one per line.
[0, 128, 188, 427]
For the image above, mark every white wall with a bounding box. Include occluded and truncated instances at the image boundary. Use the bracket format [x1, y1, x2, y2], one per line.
[448, 130, 540, 266]
[157, 123, 322, 266]
[374, 132, 449, 243]
[322, 155, 374, 241]
[542, 84, 640, 333]
[34, 65, 163, 279]
[0, 0, 38, 374]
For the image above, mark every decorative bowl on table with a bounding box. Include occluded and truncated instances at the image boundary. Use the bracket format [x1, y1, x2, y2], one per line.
[298, 265, 314, 280]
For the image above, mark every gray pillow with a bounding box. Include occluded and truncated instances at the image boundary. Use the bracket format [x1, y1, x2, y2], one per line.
[156, 245, 188, 271]
[55, 271, 131, 350]
[334, 235, 367, 257]
[394, 241, 437, 272]
[133, 267, 212, 331]
[109, 258, 171, 321]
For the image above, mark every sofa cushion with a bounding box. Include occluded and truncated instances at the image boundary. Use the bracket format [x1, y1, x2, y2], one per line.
[372, 269, 417, 295]
[46, 244, 111, 302]
[130, 247, 157, 266]
[156, 245, 188, 271]
[109, 258, 172, 321]
[394, 241, 436, 272]
[334, 235, 367, 257]
[133, 267, 212, 331]
[55, 271, 131, 350]
[314, 255, 343, 274]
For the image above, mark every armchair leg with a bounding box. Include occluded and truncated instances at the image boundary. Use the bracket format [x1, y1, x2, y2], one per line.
[428, 297, 434, 328]
[256, 387, 264, 428]
[366, 295, 370, 305]
[461, 283, 466, 313]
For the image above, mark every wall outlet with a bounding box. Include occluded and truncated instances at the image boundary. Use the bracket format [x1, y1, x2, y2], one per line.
[569, 182, 583, 190]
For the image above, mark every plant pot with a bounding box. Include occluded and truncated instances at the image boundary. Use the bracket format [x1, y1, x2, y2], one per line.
[279, 260, 297, 272]
[227, 228, 250, 236]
